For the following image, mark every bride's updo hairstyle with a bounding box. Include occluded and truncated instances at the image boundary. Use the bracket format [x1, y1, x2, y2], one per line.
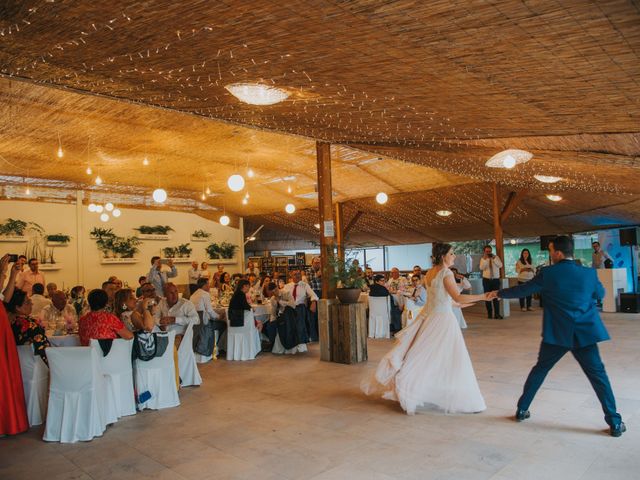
[432, 243, 453, 265]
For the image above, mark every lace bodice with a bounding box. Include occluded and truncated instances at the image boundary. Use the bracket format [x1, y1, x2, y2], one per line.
[424, 268, 454, 314]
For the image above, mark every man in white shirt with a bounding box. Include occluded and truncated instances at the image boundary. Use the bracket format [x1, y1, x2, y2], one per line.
[479, 245, 503, 319]
[40, 290, 78, 335]
[591, 241, 612, 269]
[188, 261, 201, 295]
[30, 282, 51, 318]
[281, 270, 319, 342]
[158, 283, 199, 343]
[190, 278, 225, 355]
[16, 258, 45, 297]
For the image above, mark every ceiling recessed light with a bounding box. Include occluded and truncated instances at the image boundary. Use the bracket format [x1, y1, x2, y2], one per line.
[436, 210, 452, 217]
[225, 83, 290, 105]
[546, 194, 562, 202]
[534, 175, 563, 184]
[485, 149, 533, 169]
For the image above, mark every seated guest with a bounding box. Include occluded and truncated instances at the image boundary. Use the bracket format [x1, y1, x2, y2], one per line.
[78, 289, 133, 346]
[101, 280, 118, 312]
[70, 285, 89, 318]
[406, 274, 426, 307]
[46, 282, 57, 299]
[115, 288, 155, 332]
[411, 265, 423, 280]
[157, 283, 199, 342]
[107, 275, 123, 290]
[247, 273, 261, 302]
[219, 272, 233, 294]
[188, 261, 201, 295]
[364, 267, 375, 289]
[246, 260, 260, 276]
[369, 274, 391, 297]
[190, 277, 226, 337]
[40, 290, 78, 335]
[261, 275, 272, 298]
[229, 279, 252, 311]
[30, 282, 51, 317]
[137, 281, 162, 324]
[4, 288, 50, 365]
[135, 276, 146, 298]
[386, 267, 407, 294]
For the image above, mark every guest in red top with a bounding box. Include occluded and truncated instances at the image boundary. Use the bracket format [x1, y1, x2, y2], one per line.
[78, 289, 133, 346]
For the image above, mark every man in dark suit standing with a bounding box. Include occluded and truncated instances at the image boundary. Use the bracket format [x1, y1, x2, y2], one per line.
[491, 235, 625, 437]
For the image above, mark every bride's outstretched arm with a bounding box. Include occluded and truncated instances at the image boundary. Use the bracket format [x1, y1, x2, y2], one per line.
[444, 274, 486, 304]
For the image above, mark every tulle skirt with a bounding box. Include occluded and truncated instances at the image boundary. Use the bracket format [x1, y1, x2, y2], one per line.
[362, 307, 485, 415]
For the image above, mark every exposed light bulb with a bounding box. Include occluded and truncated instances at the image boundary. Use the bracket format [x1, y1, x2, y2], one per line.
[244, 192, 250, 199]
[105, 202, 114, 212]
[205, 186, 211, 195]
[152, 188, 167, 203]
[100, 213, 109, 222]
[95, 205, 104, 213]
[219, 214, 230, 226]
[200, 192, 206, 201]
[25, 187, 31, 196]
[112, 208, 121, 218]
[142, 157, 149, 166]
[86, 166, 92, 175]
[510, 239, 517, 245]
[88, 203, 97, 212]
[546, 194, 563, 202]
[534, 174, 563, 184]
[314, 223, 320, 229]
[247, 168, 255, 178]
[287, 185, 292, 194]
[227, 174, 245, 192]
[375, 192, 388, 204]
[242, 198, 248, 205]
[57, 146, 64, 158]
[95, 176, 103, 185]
[436, 210, 453, 217]
[285, 203, 296, 214]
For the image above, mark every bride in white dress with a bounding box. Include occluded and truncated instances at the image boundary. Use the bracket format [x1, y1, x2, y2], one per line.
[362, 243, 488, 415]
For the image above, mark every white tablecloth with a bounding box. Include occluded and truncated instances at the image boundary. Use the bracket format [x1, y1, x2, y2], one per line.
[48, 334, 81, 347]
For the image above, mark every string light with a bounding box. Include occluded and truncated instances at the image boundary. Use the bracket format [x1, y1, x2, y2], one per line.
[247, 168, 255, 178]
[105, 202, 114, 211]
[95, 204, 104, 213]
[88, 203, 97, 212]
[56, 133, 64, 158]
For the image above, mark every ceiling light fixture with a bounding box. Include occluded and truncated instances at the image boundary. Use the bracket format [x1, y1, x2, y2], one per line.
[227, 174, 245, 192]
[375, 192, 388, 204]
[142, 157, 149, 166]
[314, 223, 320, 229]
[534, 174, 563, 184]
[546, 194, 562, 202]
[56, 133, 64, 158]
[485, 149, 533, 169]
[88, 203, 97, 212]
[219, 214, 230, 226]
[94, 175, 103, 185]
[86, 166, 92, 175]
[100, 213, 109, 222]
[95, 205, 104, 213]
[285, 203, 296, 214]
[105, 202, 114, 212]
[225, 82, 290, 105]
[436, 210, 453, 217]
[112, 208, 121, 218]
[242, 198, 248, 205]
[152, 188, 167, 203]
[247, 168, 255, 178]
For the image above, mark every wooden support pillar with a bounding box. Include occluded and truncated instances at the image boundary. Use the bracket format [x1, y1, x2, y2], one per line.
[492, 183, 505, 278]
[335, 202, 345, 262]
[317, 141, 335, 300]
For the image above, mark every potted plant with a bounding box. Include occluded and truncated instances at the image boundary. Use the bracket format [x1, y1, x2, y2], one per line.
[162, 246, 176, 258]
[134, 225, 174, 235]
[90, 227, 115, 239]
[330, 255, 366, 304]
[0, 218, 28, 237]
[46, 233, 71, 245]
[205, 241, 237, 260]
[191, 229, 211, 241]
[176, 243, 192, 258]
[111, 236, 141, 258]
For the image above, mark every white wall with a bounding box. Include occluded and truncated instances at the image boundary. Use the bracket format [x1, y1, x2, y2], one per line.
[0, 199, 244, 290]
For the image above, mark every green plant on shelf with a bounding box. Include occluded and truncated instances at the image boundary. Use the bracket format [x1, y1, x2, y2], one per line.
[205, 241, 237, 260]
[46, 233, 71, 244]
[134, 225, 174, 235]
[110, 236, 141, 258]
[0, 218, 28, 236]
[176, 243, 192, 257]
[90, 227, 115, 239]
[162, 246, 176, 258]
[191, 229, 211, 239]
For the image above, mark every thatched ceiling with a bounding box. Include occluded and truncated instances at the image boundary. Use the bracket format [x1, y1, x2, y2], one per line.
[1, 1, 639, 244]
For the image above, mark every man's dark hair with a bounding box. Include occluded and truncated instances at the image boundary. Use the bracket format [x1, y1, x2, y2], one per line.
[4, 288, 28, 313]
[592, 241, 600, 246]
[552, 235, 574, 257]
[267, 282, 277, 292]
[18, 255, 27, 261]
[373, 274, 385, 283]
[151, 256, 160, 265]
[234, 279, 250, 293]
[138, 276, 146, 283]
[483, 245, 492, 251]
[28, 258, 37, 264]
[32, 283, 45, 295]
[197, 277, 209, 289]
[102, 281, 115, 290]
[88, 289, 109, 311]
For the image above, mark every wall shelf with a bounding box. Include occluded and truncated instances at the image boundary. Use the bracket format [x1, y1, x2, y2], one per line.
[190, 236, 210, 242]
[161, 257, 193, 263]
[0, 235, 27, 242]
[101, 258, 140, 264]
[206, 258, 238, 265]
[47, 241, 70, 247]
[137, 234, 170, 240]
[39, 264, 62, 271]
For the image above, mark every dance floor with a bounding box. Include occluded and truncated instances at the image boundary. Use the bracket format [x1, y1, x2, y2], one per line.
[1, 305, 638, 480]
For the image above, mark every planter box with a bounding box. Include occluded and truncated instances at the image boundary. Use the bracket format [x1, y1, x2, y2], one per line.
[206, 258, 238, 265]
[101, 258, 140, 264]
[137, 234, 170, 240]
[0, 235, 27, 242]
[161, 257, 193, 263]
[47, 241, 70, 247]
[190, 236, 210, 242]
[39, 264, 62, 271]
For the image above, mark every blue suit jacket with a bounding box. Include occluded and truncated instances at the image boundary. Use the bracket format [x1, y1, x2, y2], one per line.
[498, 260, 609, 348]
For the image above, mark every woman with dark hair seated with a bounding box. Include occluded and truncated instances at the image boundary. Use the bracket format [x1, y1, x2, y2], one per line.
[4, 288, 50, 366]
[78, 289, 133, 346]
[228, 279, 262, 330]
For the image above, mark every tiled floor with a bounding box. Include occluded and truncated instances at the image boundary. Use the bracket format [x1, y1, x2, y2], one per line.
[2, 305, 639, 479]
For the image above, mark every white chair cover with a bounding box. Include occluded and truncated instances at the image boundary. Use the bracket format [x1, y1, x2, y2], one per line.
[43, 347, 107, 443]
[178, 322, 202, 387]
[226, 310, 261, 361]
[401, 299, 424, 328]
[90, 339, 136, 421]
[134, 331, 180, 410]
[17, 345, 49, 427]
[368, 296, 391, 339]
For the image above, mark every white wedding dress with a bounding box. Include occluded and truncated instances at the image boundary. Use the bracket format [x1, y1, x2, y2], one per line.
[361, 268, 486, 414]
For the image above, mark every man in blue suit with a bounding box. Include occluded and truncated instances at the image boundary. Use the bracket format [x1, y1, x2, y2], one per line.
[491, 235, 625, 437]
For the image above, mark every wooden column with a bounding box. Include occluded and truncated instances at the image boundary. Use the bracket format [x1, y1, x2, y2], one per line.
[335, 202, 345, 262]
[317, 141, 335, 300]
[492, 183, 505, 278]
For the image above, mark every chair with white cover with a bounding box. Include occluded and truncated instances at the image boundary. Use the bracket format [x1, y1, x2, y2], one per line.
[134, 331, 180, 410]
[17, 345, 49, 427]
[90, 339, 136, 421]
[226, 310, 261, 361]
[368, 296, 391, 339]
[401, 299, 424, 328]
[178, 322, 202, 387]
[43, 347, 107, 443]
